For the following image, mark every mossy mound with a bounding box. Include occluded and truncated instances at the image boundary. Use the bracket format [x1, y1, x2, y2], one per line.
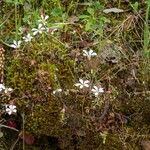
[4, 38, 74, 137]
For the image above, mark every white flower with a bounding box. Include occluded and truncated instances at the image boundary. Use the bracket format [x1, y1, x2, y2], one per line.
[53, 88, 62, 94]
[91, 86, 104, 96]
[83, 49, 97, 60]
[0, 84, 13, 93]
[10, 40, 22, 48]
[38, 14, 49, 25]
[4, 88, 13, 94]
[32, 24, 45, 35]
[5, 104, 17, 115]
[75, 79, 90, 89]
[0, 84, 5, 92]
[23, 33, 33, 42]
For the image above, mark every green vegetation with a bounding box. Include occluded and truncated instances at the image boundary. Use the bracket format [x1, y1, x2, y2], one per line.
[0, 0, 149, 149]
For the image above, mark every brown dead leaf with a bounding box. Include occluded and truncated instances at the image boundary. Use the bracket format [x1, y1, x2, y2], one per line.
[103, 8, 124, 14]
[68, 16, 79, 23]
[141, 140, 150, 150]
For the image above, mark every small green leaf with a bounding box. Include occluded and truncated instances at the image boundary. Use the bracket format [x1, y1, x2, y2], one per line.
[51, 8, 63, 17]
[79, 15, 90, 19]
[93, 2, 102, 9]
[5, 0, 24, 5]
[100, 131, 108, 144]
[100, 17, 111, 23]
[0, 131, 4, 138]
[130, 2, 139, 12]
[87, 8, 95, 16]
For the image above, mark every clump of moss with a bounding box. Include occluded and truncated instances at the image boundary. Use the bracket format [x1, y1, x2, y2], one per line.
[4, 39, 64, 134]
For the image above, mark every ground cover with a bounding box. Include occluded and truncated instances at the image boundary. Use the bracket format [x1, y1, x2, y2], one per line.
[0, 0, 150, 149]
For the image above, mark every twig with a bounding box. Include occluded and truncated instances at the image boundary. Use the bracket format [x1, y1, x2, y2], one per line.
[10, 136, 20, 150]
[0, 124, 19, 132]
[99, 101, 109, 121]
[0, 9, 14, 27]
[22, 113, 25, 150]
[134, 91, 150, 95]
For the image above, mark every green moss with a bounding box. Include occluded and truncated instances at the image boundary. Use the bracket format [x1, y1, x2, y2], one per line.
[1, 1, 150, 149]
[4, 37, 73, 137]
[25, 99, 63, 136]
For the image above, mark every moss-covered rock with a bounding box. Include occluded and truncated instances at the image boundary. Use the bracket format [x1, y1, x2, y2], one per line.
[4, 39, 73, 137]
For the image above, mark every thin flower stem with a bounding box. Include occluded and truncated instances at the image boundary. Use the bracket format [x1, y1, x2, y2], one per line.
[10, 136, 20, 150]
[0, 40, 12, 47]
[66, 63, 76, 82]
[0, 9, 14, 27]
[48, 34, 66, 48]
[42, 33, 45, 50]
[22, 112, 25, 150]
[0, 124, 19, 132]
[15, 3, 18, 41]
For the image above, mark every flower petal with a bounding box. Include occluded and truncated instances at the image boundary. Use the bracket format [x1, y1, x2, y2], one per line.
[89, 49, 93, 55]
[91, 89, 96, 92]
[93, 86, 98, 90]
[0, 84, 5, 89]
[12, 105, 16, 109]
[79, 79, 84, 84]
[32, 28, 37, 31]
[84, 84, 89, 87]
[75, 83, 81, 87]
[84, 80, 89, 84]
[8, 111, 12, 115]
[10, 44, 16, 48]
[99, 88, 104, 93]
[79, 85, 84, 89]
[13, 109, 17, 113]
[18, 40, 22, 45]
[41, 15, 44, 19]
[91, 52, 97, 56]
[38, 30, 42, 34]
[38, 24, 43, 29]
[9, 105, 16, 110]
[42, 27, 45, 30]
[94, 92, 99, 96]
[83, 50, 88, 56]
[6, 108, 10, 112]
[5, 104, 8, 108]
[57, 89, 62, 92]
[32, 29, 39, 35]
[45, 15, 49, 20]
[13, 40, 17, 45]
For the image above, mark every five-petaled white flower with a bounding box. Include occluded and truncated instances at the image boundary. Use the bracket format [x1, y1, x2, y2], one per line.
[0, 84, 13, 93]
[23, 33, 33, 42]
[75, 79, 90, 89]
[5, 104, 17, 115]
[32, 24, 45, 35]
[10, 40, 21, 48]
[38, 14, 49, 25]
[0, 84, 5, 92]
[83, 49, 97, 60]
[91, 86, 104, 96]
[53, 88, 62, 94]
